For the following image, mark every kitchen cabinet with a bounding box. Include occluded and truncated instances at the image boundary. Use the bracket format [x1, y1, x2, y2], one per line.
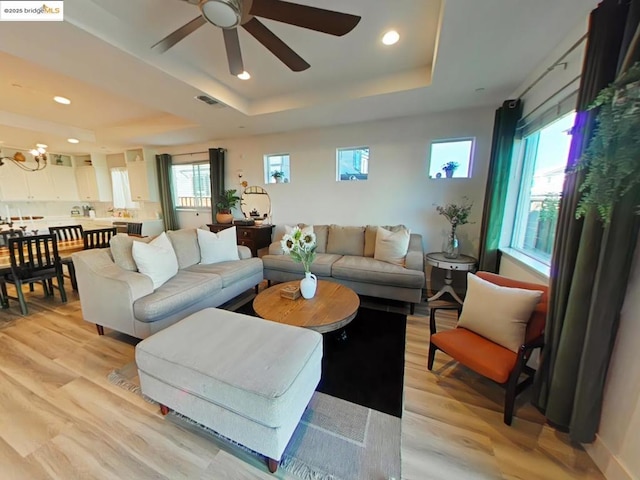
[126, 148, 159, 202]
[49, 165, 79, 201]
[75, 165, 112, 202]
[0, 159, 55, 201]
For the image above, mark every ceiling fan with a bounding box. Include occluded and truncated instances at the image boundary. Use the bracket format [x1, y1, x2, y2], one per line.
[152, 0, 361, 74]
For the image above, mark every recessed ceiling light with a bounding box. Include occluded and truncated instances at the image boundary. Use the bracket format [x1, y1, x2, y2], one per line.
[382, 30, 400, 46]
[67, 138, 80, 144]
[237, 71, 251, 80]
[36, 143, 48, 148]
[54, 96, 71, 105]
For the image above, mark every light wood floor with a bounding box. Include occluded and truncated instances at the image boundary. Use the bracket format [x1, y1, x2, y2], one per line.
[0, 284, 604, 479]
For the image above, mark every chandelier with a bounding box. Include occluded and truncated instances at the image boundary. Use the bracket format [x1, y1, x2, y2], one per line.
[0, 147, 48, 172]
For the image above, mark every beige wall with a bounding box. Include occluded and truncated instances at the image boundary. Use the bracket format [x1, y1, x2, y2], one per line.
[163, 107, 495, 255]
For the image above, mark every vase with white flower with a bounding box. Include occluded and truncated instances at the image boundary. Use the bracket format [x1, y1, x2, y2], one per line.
[436, 198, 473, 259]
[281, 226, 318, 299]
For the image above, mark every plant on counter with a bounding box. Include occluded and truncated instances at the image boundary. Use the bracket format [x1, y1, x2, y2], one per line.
[442, 161, 460, 178]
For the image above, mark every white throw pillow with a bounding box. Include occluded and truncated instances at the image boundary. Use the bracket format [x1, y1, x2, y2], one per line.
[131, 232, 179, 289]
[197, 227, 240, 264]
[374, 226, 410, 266]
[457, 273, 544, 352]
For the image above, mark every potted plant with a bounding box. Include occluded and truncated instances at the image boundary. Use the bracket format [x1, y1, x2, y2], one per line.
[442, 161, 459, 178]
[271, 171, 285, 183]
[215, 189, 240, 224]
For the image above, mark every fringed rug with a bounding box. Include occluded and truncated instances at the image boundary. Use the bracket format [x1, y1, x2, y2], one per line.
[108, 362, 401, 480]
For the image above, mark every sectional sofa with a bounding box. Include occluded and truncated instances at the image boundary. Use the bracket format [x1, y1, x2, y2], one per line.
[72, 229, 263, 339]
[261, 224, 425, 313]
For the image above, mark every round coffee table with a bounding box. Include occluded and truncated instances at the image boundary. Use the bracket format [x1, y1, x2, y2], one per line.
[253, 280, 360, 334]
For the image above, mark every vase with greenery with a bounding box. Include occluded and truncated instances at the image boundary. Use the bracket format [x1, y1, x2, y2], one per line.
[271, 171, 285, 183]
[436, 198, 473, 258]
[215, 189, 240, 224]
[576, 61, 640, 223]
[442, 161, 459, 178]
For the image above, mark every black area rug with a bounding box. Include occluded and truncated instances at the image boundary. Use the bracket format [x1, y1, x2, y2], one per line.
[235, 303, 407, 418]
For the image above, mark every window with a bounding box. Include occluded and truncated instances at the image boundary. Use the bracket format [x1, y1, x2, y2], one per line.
[110, 168, 139, 209]
[171, 163, 211, 208]
[511, 111, 575, 263]
[337, 146, 369, 181]
[264, 153, 290, 184]
[428, 139, 474, 178]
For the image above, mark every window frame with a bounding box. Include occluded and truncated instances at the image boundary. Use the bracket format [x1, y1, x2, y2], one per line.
[264, 153, 291, 184]
[336, 146, 370, 182]
[427, 137, 475, 179]
[171, 162, 212, 210]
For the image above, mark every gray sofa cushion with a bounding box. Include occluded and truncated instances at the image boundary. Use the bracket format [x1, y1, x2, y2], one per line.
[262, 253, 342, 277]
[110, 234, 152, 271]
[332, 255, 425, 289]
[133, 271, 222, 322]
[167, 228, 200, 269]
[326, 225, 365, 256]
[185, 258, 263, 288]
[364, 225, 408, 257]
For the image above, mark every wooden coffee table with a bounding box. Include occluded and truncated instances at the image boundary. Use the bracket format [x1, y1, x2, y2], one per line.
[253, 280, 360, 334]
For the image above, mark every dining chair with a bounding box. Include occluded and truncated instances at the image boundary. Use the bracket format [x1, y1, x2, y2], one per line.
[3, 234, 67, 315]
[83, 227, 117, 249]
[0, 229, 24, 247]
[127, 222, 143, 236]
[48, 225, 84, 291]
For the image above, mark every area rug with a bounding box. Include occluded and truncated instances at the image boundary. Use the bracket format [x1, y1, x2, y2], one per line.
[108, 363, 401, 480]
[234, 304, 407, 418]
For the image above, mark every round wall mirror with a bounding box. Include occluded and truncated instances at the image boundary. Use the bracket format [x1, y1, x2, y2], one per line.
[241, 186, 271, 224]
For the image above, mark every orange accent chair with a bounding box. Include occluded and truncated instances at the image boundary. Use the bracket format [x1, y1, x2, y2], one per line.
[427, 271, 548, 425]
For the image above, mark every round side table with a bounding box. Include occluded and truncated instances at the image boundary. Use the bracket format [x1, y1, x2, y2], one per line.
[425, 252, 477, 304]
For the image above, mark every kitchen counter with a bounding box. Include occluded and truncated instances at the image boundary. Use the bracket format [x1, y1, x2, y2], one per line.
[2, 217, 165, 237]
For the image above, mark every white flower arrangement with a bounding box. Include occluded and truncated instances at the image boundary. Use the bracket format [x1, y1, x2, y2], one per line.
[281, 226, 317, 273]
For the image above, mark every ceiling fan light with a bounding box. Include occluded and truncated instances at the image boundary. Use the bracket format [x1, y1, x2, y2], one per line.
[200, 0, 241, 29]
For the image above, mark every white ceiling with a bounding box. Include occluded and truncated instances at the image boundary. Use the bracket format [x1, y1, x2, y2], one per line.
[0, 0, 599, 156]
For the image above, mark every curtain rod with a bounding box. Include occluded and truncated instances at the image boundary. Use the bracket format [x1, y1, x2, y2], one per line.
[170, 151, 209, 157]
[518, 33, 588, 99]
[519, 75, 581, 127]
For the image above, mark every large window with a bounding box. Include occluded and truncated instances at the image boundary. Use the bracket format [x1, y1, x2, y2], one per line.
[511, 112, 575, 263]
[337, 146, 369, 181]
[171, 163, 211, 208]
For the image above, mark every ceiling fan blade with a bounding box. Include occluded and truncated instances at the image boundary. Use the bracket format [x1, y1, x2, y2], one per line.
[242, 18, 310, 72]
[151, 16, 207, 52]
[223, 28, 244, 75]
[250, 0, 361, 36]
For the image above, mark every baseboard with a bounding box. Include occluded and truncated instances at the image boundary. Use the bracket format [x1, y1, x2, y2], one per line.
[585, 434, 636, 480]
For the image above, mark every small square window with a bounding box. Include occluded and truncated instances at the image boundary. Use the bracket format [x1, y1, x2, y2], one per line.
[264, 153, 290, 184]
[428, 139, 474, 178]
[337, 147, 369, 181]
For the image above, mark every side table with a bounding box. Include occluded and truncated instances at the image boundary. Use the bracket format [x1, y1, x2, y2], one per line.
[425, 252, 477, 304]
[207, 223, 274, 257]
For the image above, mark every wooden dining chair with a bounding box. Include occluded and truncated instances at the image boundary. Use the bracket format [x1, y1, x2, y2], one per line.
[126, 222, 143, 236]
[49, 225, 84, 291]
[0, 229, 24, 247]
[3, 234, 67, 315]
[83, 227, 117, 249]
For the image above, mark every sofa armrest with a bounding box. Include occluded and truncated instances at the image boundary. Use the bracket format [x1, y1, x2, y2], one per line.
[237, 245, 252, 259]
[72, 249, 154, 337]
[268, 241, 284, 255]
[405, 233, 424, 272]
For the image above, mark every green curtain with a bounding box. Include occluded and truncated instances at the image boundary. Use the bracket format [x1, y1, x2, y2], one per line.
[533, 0, 640, 443]
[477, 99, 522, 272]
[155, 154, 178, 231]
[209, 148, 225, 222]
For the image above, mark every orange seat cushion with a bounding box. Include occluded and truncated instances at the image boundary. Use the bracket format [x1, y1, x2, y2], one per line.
[431, 328, 518, 384]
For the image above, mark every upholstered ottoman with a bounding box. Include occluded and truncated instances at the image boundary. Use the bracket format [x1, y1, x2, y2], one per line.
[135, 307, 323, 473]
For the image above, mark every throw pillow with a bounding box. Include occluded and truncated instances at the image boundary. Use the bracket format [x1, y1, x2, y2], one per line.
[365, 224, 408, 257]
[457, 273, 544, 352]
[110, 234, 152, 271]
[132, 232, 179, 289]
[373, 226, 410, 266]
[167, 228, 200, 269]
[326, 225, 365, 256]
[197, 227, 240, 264]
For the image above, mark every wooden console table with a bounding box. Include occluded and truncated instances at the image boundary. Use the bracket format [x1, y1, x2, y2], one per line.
[207, 223, 274, 257]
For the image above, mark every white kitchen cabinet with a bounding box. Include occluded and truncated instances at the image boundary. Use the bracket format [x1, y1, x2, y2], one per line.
[48, 165, 79, 201]
[126, 148, 159, 202]
[0, 159, 55, 201]
[75, 165, 112, 202]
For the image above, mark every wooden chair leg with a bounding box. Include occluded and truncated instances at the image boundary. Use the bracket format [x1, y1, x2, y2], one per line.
[68, 263, 77, 291]
[267, 458, 279, 473]
[0, 282, 8, 308]
[96, 324, 104, 335]
[57, 274, 67, 303]
[29, 282, 34, 292]
[427, 344, 437, 370]
[15, 281, 28, 316]
[410, 302, 415, 315]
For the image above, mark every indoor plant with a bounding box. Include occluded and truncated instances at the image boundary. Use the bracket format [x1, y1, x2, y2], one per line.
[281, 226, 318, 298]
[436, 197, 473, 258]
[271, 171, 285, 183]
[576, 61, 640, 223]
[442, 161, 459, 178]
[215, 189, 240, 224]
